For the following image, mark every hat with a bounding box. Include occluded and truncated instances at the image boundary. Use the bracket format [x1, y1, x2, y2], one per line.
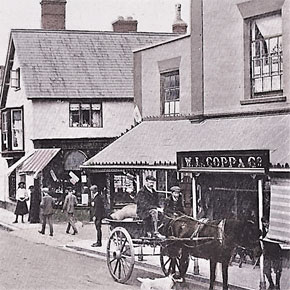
[145, 175, 156, 181]
[90, 185, 98, 191]
[41, 187, 49, 194]
[170, 186, 181, 193]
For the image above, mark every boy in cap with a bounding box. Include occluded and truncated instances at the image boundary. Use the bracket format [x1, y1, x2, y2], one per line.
[135, 175, 164, 238]
[164, 186, 184, 217]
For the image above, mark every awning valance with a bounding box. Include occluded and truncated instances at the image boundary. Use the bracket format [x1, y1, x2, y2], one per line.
[82, 114, 290, 171]
[7, 148, 61, 177]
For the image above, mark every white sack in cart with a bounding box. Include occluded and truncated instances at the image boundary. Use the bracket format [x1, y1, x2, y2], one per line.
[110, 204, 137, 220]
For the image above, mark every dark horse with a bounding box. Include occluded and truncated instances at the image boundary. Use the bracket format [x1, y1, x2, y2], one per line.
[161, 215, 261, 290]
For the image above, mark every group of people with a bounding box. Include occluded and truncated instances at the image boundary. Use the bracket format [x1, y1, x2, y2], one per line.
[13, 182, 41, 224]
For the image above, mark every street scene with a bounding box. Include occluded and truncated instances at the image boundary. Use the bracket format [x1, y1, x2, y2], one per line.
[0, 0, 290, 290]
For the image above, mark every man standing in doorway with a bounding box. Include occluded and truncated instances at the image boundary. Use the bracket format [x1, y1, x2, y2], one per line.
[62, 187, 78, 235]
[90, 185, 105, 247]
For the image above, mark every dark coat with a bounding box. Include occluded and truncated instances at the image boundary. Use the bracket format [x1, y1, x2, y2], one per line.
[164, 196, 184, 217]
[92, 193, 105, 219]
[40, 195, 55, 216]
[135, 186, 159, 220]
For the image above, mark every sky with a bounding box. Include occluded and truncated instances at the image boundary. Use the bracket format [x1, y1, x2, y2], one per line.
[0, 0, 190, 64]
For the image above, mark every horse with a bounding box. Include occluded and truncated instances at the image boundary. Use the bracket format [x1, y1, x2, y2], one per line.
[161, 215, 261, 290]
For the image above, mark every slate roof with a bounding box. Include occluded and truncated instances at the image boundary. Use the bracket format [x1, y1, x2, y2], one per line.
[11, 29, 176, 98]
[82, 114, 290, 168]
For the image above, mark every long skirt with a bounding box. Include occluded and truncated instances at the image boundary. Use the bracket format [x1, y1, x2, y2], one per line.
[15, 200, 29, 215]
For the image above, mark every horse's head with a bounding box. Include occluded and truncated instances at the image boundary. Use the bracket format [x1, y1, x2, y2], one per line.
[238, 219, 262, 257]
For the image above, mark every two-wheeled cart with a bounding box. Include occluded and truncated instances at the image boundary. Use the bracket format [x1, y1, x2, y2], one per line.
[105, 218, 213, 283]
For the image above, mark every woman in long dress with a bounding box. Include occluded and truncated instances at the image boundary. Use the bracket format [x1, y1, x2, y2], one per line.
[13, 182, 29, 223]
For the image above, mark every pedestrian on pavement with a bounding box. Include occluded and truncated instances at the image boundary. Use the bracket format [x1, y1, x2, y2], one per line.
[13, 182, 29, 223]
[134, 175, 164, 239]
[39, 188, 55, 236]
[62, 187, 78, 235]
[28, 185, 41, 223]
[90, 185, 105, 247]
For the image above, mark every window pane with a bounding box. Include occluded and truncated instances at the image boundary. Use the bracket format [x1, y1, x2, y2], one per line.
[92, 104, 101, 110]
[175, 101, 180, 114]
[92, 109, 101, 127]
[11, 110, 23, 150]
[263, 77, 271, 91]
[70, 104, 80, 127]
[80, 108, 90, 127]
[254, 79, 262, 93]
[164, 102, 170, 115]
[272, 76, 281, 91]
[169, 101, 175, 115]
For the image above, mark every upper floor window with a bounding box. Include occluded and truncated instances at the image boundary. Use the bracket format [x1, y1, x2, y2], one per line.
[251, 14, 282, 97]
[10, 68, 20, 90]
[69, 103, 102, 128]
[1, 112, 8, 150]
[161, 70, 180, 116]
[11, 109, 23, 150]
[1, 108, 24, 152]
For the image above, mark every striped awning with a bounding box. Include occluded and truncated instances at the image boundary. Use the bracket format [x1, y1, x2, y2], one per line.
[267, 178, 290, 244]
[18, 148, 61, 176]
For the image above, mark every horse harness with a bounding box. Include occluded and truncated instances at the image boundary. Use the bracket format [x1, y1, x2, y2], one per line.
[167, 215, 226, 246]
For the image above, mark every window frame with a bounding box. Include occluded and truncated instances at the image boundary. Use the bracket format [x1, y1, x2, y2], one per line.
[11, 108, 24, 151]
[249, 13, 283, 98]
[69, 102, 103, 128]
[10, 68, 20, 91]
[1, 107, 24, 152]
[160, 70, 180, 117]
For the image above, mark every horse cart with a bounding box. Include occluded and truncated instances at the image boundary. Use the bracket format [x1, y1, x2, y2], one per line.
[105, 216, 235, 284]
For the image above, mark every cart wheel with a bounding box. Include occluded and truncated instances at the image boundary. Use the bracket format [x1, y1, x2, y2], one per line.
[160, 246, 189, 278]
[107, 227, 135, 283]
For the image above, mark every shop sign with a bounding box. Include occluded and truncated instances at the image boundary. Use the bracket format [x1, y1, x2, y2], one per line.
[177, 150, 269, 171]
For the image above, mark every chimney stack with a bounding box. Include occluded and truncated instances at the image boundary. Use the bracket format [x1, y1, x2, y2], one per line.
[112, 16, 138, 33]
[172, 4, 188, 34]
[40, 0, 67, 30]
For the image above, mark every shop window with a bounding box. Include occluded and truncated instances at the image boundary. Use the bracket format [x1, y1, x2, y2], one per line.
[250, 14, 282, 97]
[11, 109, 23, 150]
[69, 103, 102, 128]
[160, 70, 180, 116]
[10, 68, 20, 90]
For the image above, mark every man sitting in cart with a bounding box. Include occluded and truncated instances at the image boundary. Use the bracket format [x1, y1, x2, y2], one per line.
[163, 186, 184, 218]
[135, 175, 165, 239]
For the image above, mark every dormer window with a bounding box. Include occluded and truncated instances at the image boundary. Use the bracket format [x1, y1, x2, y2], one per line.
[10, 68, 20, 90]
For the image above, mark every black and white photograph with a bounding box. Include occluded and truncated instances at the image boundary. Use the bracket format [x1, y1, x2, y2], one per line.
[0, 0, 289, 289]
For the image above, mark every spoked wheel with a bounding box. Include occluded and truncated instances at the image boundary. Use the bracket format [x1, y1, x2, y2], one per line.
[160, 246, 189, 278]
[106, 227, 135, 283]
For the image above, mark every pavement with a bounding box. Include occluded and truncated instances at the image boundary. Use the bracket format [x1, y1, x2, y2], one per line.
[1, 208, 289, 290]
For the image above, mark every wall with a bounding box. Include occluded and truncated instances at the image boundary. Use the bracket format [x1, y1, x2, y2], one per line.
[202, 0, 290, 115]
[32, 99, 134, 139]
[5, 53, 34, 153]
[135, 36, 191, 118]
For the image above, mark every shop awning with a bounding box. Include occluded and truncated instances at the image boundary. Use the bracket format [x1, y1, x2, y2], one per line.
[7, 148, 61, 177]
[82, 114, 290, 171]
[267, 178, 290, 244]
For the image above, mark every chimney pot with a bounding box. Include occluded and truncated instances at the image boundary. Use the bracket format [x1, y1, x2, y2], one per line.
[172, 3, 187, 34]
[112, 16, 138, 33]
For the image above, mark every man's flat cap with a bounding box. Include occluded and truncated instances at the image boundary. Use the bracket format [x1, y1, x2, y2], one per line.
[170, 186, 181, 192]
